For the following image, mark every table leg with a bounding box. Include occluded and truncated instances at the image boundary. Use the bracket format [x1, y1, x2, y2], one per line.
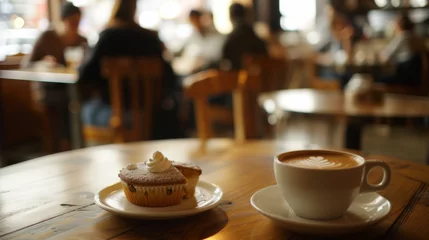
[345, 121, 362, 150]
[68, 84, 84, 149]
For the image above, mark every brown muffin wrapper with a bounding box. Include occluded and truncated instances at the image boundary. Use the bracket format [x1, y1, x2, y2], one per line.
[121, 181, 186, 207]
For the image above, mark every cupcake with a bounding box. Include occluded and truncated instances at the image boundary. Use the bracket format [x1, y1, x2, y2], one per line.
[119, 151, 187, 207]
[172, 161, 202, 198]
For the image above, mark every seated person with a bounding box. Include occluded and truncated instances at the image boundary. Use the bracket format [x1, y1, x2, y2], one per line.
[317, 11, 355, 89]
[23, 2, 87, 151]
[174, 10, 225, 75]
[78, 0, 182, 139]
[206, 3, 268, 109]
[378, 12, 426, 87]
[221, 3, 267, 70]
[201, 11, 218, 34]
[24, 2, 87, 70]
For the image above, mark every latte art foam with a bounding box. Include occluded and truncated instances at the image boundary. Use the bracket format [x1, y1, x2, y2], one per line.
[296, 156, 341, 169]
[283, 155, 359, 169]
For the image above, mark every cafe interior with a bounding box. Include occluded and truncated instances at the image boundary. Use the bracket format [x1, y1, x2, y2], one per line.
[1, 0, 429, 239]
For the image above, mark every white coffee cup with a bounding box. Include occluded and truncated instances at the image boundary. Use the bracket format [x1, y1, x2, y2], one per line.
[274, 149, 391, 220]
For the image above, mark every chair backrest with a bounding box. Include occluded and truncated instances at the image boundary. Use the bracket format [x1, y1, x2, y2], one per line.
[184, 69, 260, 145]
[102, 57, 163, 142]
[242, 54, 289, 92]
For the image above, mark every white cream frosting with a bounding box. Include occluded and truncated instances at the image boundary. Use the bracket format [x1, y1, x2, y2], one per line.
[126, 163, 137, 170]
[146, 151, 172, 173]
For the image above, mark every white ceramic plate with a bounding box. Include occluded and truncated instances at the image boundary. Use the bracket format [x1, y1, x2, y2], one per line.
[95, 180, 223, 219]
[250, 185, 391, 236]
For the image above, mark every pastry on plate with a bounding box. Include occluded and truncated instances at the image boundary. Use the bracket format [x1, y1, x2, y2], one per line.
[119, 151, 187, 207]
[172, 161, 202, 198]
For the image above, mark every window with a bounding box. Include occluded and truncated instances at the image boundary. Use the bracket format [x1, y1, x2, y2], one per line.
[279, 0, 316, 31]
[0, 0, 49, 59]
[68, 0, 231, 52]
[70, 0, 115, 46]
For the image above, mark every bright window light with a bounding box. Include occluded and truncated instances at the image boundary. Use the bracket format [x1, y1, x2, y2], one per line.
[139, 11, 160, 30]
[67, 0, 91, 7]
[159, 0, 181, 20]
[375, 0, 388, 7]
[306, 31, 320, 44]
[279, 0, 316, 31]
[211, 0, 232, 34]
[391, 0, 401, 7]
[13, 16, 25, 29]
[411, 0, 428, 7]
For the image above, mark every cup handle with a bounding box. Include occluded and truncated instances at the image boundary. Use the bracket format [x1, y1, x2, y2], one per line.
[360, 160, 391, 193]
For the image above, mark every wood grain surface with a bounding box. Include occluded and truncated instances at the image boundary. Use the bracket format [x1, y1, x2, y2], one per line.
[1, 139, 428, 240]
[259, 89, 429, 118]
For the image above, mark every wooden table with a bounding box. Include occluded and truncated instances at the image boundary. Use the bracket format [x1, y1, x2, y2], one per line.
[259, 88, 429, 117]
[0, 68, 83, 150]
[259, 89, 429, 149]
[316, 56, 395, 74]
[1, 139, 429, 239]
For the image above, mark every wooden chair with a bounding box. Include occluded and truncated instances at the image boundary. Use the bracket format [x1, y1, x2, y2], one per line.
[241, 55, 289, 138]
[83, 57, 163, 144]
[184, 56, 287, 144]
[184, 69, 260, 146]
[242, 54, 289, 92]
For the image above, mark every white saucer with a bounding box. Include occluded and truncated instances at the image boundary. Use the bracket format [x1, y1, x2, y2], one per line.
[250, 185, 391, 236]
[95, 180, 223, 219]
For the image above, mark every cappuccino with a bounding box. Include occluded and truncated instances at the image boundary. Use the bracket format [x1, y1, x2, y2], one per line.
[281, 151, 360, 169]
[275, 150, 391, 220]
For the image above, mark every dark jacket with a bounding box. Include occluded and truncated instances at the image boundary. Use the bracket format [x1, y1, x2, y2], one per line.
[27, 29, 87, 66]
[221, 22, 267, 70]
[78, 25, 182, 139]
[25, 29, 87, 105]
[78, 25, 176, 103]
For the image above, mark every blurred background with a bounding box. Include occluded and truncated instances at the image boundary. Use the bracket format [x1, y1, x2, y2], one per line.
[2, 0, 429, 58]
[1, 0, 429, 167]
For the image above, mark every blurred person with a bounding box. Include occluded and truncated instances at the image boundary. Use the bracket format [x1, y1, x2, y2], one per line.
[317, 11, 355, 88]
[24, 2, 87, 68]
[329, 0, 367, 41]
[221, 3, 267, 70]
[320, 3, 365, 59]
[78, 0, 183, 139]
[330, 13, 355, 58]
[377, 12, 427, 87]
[23, 2, 88, 151]
[175, 9, 224, 75]
[173, 10, 226, 132]
[266, 29, 288, 60]
[198, 3, 267, 110]
[189, 9, 203, 30]
[201, 11, 218, 34]
[380, 12, 426, 64]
